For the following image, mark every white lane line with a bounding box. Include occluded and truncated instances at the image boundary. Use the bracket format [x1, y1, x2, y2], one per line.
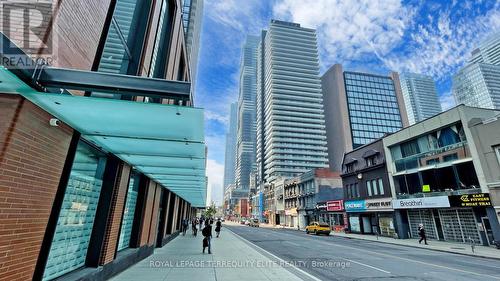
[310, 239, 500, 280]
[258, 227, 500, 280]
[342, 258, 391, 274]
[226, 227, 322, 281]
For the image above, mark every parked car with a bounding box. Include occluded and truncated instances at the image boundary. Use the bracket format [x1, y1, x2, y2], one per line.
[240, 219, 247, 225]
[249, 219, 260, 227]
[244, 220, 250, 225]
[305, 222, 331, 235]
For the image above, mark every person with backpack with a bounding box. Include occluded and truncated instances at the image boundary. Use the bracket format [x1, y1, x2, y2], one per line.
[202, 220, 212, 254]
[215, 219, 222, 238]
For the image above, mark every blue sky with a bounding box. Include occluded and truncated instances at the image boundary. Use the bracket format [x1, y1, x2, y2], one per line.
[196, 0, 500, 205]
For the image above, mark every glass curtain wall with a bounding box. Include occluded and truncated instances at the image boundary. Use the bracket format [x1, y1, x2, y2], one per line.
[43, 141, 107, 280]
[117, 170, 140, 251]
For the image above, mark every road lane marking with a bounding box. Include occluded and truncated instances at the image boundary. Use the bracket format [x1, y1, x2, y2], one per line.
[252, 227, 500, 280]
[283, 241, 301, 247]
[226, 227, 323, 281]
[342, 258, 391, 274]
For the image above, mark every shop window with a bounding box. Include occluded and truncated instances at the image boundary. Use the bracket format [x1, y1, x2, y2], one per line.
[117, 170, 140, 251]
[43, 141, 107, 280]
[366, 181, 372, 196]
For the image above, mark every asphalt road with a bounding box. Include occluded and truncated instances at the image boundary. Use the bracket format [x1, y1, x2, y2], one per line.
[225, 224, 500, 281]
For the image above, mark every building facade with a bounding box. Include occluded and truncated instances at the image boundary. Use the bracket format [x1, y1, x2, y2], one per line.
[452, 63, 500, 109]
[283, 169, 342, 229]
[384, 105, 500, 246]
[321, 64, 409, 172]
[453, 33, 500, 110]
[400, 73, 442, 125]
[0, 1, 204, 280]
[341, 139, 396, 237]
[223, 102, 238, 190]
[256, 20, 328, 184]
[181, 0, 204, 89]
[235, 36, 259, 191]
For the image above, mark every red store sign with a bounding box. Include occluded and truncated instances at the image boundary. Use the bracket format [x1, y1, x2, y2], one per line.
[327, 200, 344, 212]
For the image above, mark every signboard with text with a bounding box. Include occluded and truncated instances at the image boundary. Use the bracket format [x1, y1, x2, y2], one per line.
[344, 198, 393, 212]
[326, 200, 344, 211]
[448, 193, 491, 208]
[393, 196, 450, 209]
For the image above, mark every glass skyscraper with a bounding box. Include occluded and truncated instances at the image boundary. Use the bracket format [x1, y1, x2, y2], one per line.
[181, 0, 204, 89]
[256, 20, 328, 183]
[223, 102, 238, 190]
[453, 33, 500, 110]
[322, 64, 408, 172]
[235, 36, 259, 190]
[344, 72, 405, 146]
[400, 73, 442, 125]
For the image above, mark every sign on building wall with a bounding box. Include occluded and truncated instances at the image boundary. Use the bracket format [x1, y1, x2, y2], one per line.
[344, 198, 392, 212]
[326, 200, 344, 211]
[448, 193, 491, 208]
[393, 196, 450, 209]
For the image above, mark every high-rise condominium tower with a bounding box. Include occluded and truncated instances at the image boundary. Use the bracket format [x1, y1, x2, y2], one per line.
[400, 73, 442, 125]
[453, 32, 500, 109]
[235, 36, 260, 190]
[223, 102, 238, 190]
[256, 20, 328, 184]
[182, 0, 204, 89]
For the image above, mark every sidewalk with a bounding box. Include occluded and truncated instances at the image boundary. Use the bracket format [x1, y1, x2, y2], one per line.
[109, 227, 306, 281]
[258, 222, 500, 260]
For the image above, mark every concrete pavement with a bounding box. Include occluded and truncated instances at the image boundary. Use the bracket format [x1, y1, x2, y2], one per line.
[227, 223, 500, 281]
[109, 226, 310, 281]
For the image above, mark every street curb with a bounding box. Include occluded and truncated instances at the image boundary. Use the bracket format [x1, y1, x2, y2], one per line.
[330, 234, 500, 261]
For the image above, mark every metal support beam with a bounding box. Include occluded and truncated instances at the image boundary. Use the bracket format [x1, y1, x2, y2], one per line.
[37, 67, 191, 100]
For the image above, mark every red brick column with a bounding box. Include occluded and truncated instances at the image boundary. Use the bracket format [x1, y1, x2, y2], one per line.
[0, 96, 73, 281]
[98, 163, 131, 265]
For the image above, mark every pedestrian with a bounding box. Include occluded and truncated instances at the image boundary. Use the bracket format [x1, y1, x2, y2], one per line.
[418, 223, 428, 245]
[215, 218, 222, 238]
[202, 221, 212, 254]
[182, 219, 188, 236]
[192, 218, 198, 236]
[199, 217, 203, 231]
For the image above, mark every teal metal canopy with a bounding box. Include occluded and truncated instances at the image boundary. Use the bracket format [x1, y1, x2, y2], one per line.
[0, 67, 206, 207]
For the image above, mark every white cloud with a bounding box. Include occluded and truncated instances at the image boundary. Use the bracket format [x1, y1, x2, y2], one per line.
[381, 4, 500, 80]
[205, 110, 229, 126]
[440, 91, 456, 110]
[206, 159, 224, 206]
[273, 0, 415, 72]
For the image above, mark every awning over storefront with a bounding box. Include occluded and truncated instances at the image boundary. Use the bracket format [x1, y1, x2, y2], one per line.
[0, 67, 206, 207]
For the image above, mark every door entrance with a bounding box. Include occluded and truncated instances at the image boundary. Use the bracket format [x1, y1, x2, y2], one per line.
[482, 217, 494, 246]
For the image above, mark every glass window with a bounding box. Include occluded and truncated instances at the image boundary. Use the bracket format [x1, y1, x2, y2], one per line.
[378, 178, 384, 195]
[367, 181, 372, 196]
[117, 170, 140, 251]
[372, 179, 378, 195]
[43, 141, 107, 280]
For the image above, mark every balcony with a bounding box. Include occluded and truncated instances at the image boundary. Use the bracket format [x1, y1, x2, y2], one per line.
[394, 141, 471, 172]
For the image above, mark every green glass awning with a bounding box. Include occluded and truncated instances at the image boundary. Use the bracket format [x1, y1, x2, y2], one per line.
[0, 67, 206, 207]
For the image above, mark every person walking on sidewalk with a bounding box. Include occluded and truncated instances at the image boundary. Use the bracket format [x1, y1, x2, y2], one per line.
[418, 223, 428, 245]
[192, 218, 198, 236]
[182, 219, 188, 236]
[215, 219, 222, 238]
[202, 221, 213, 254]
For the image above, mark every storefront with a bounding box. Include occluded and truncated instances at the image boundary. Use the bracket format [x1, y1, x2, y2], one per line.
[314, 200, 346, 231]
[393, 194, 493, 245]
[345, 198, 395, 237]
[285, 208, 298, 227]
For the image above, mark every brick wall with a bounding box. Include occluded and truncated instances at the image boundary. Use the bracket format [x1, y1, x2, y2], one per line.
[0, 95, 73, 281]
[5, 0, 111, 71]
[99, 163, 131, 265]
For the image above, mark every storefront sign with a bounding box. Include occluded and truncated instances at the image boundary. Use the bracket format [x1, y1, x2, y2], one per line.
[315, 203, 327, 210]
[393, 196, 450, 209]
[326, 200, 344, 211]
[345, 198, 393, 212]
[344, 200, 366, 212]
[448, 193, 491, 208]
